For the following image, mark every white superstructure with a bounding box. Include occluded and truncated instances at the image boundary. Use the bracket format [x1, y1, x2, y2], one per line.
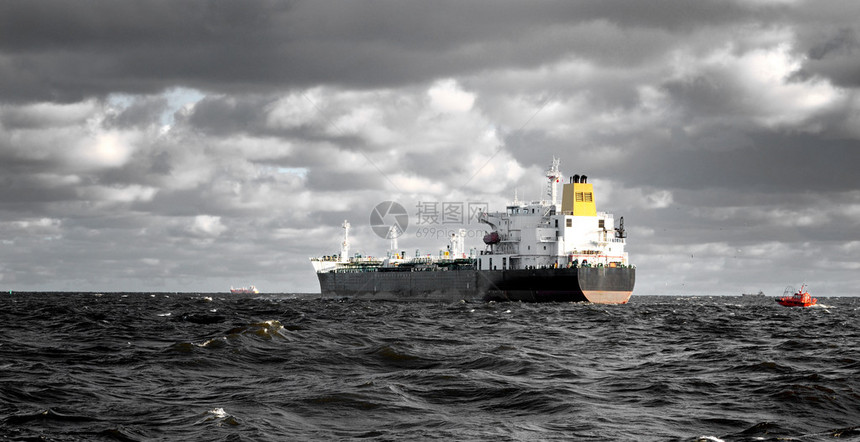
[311, 159, 629, 274]
[476, 159, 628, 271]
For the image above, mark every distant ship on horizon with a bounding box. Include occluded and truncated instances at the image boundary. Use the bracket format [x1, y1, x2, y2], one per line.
[230, 285, 259, 294]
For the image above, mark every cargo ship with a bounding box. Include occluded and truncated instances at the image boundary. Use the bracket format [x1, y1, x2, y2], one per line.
[230, 285, 259, 294]
[310, 159, 635, 303]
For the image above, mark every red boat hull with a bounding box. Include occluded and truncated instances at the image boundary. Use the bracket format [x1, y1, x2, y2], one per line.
[776, 285, 816, 307]
[776, 299, 815, 307]
[775, 297, 817, 307]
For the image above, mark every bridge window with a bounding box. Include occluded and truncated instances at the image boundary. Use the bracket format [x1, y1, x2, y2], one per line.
[566, 219, 572, 227]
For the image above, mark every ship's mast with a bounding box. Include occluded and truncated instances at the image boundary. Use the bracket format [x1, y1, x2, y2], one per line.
[388, 225, 400, 255]
[545, 157, 562, 207]
[340, 220, 350, 262]
[449, 229, 466, 258]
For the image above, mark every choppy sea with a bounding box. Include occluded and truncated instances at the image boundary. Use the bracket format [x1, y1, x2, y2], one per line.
[1, 293, 859, 441]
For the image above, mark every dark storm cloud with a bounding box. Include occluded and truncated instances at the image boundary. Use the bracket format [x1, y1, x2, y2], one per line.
[507, 122, 860, 197]
[305, 169, 388, 192]
[176, 95, 370, 155]
[807, 28, 857, 61]
[796, 30, 860, 87]
[105, 96, 169, 129]
[184, 96, 272, 136]
[0, 174, 79, 206]
[646, 132, 860, 193]
[2, 0, 860, 294]
[0, 0, 788, 103]
[0, 1, 279, 101]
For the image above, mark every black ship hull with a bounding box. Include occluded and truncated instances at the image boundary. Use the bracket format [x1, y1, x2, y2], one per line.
[316, 266, 635, 304]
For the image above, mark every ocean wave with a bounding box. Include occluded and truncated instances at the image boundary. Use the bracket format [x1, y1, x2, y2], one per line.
[3, 294, 860, 440]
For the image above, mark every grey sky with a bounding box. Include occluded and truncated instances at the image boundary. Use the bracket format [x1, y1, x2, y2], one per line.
[1, 0, 859, 295]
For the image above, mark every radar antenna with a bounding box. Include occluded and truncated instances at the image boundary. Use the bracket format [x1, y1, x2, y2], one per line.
[614, 216, 627, 239]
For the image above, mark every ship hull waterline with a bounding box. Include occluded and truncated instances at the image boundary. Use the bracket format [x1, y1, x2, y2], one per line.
[317, 267, 635, 304]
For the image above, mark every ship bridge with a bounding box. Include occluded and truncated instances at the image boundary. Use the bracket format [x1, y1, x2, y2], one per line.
[477, 161, 628, 271]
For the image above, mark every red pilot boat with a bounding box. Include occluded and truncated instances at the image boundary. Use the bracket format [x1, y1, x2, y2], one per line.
[776, 284, 816, 307]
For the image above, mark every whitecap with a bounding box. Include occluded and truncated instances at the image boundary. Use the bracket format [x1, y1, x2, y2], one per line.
[259, 320, 285, 335]
[197, 336, 227, 347]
